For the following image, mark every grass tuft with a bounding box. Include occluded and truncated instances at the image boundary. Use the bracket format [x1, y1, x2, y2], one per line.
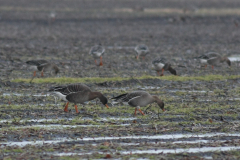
[12, 75, 240, 84]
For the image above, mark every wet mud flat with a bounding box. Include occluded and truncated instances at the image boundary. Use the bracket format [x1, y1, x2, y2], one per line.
[1, 0, 240, 159]
[1, 77, 240, 159]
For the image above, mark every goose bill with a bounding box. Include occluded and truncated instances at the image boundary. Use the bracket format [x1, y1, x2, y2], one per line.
[105, 104, 109, 108]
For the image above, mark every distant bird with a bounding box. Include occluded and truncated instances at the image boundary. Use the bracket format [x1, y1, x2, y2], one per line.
[112, 91, 165, 116]
[89, 45, 105, 66]
[134, 44, 149, 60]
[196, 52, 231, 69]
[26, 60, 59, 77]
[48, 12, 56, 24]
[49, 83, 109, 113]
[152, 58, 177, 76]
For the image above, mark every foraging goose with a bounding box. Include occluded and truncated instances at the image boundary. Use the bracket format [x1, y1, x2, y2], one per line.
[112, 91, 165, 116]
[152, 58, 177, 76]
[89, 45, 105, 66]
[49, 83, 109, 113]
[134, 44, 149, 59]
[48, 12, 56, 24]
[197, 52, 231, 69]
[26, 60, 59, 77]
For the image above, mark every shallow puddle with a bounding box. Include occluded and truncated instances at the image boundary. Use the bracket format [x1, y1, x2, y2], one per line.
[1, 138, 227, 148]
[0, 117, 137, 123]
[120, 146, 240, 155]
[228, 56, 240, 62]
[3, 93, 51, 97]
[0, 118, 73, 123]
[51, 146, 240, 156]
[0, 140, 64, 147]
[168, 90, 213, 93]
[138, 86, 161, 90]
[106, 46, 135, 49]
[73, 133, 240, 141]
[1, 133, 238, 147]
[5, 123, 131, 129]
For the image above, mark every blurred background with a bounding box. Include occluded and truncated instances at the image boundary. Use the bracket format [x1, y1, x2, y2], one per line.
[0, 0, 240, 78]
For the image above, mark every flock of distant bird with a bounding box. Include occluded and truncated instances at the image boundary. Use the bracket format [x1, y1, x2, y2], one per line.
[25, 44, 231, 116]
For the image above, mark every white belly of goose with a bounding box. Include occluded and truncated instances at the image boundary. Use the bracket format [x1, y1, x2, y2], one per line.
[157, 63, 165, 68]
[52, 92, 68, 101]
[28, 65, 38, 71]
[93, 52, 102, 57]
[200, 59, 208, 64]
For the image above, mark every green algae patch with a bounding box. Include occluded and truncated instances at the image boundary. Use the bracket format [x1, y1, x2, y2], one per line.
[12, 75, 240, 84]
[12, 76, 131, 84]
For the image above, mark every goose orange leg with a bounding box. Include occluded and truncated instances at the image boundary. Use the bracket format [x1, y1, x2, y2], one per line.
[211, 65, 214, 70]
[138, 108, 145, 115]
[105, 104, 109, 108]
[134, 107, 145, 116]
[74, 105, 79, 113]
[99, 56, 103, 66]
[160, 68, 164, 76]
[134, 108, 138, 115]
[136, 55, 139, 59]
[64, 102, 69, 112]
[95, 60, 98, 65]
[33, 71, 36, 77]
[205, 65, 207, 69]
[41, 71, 44, 77]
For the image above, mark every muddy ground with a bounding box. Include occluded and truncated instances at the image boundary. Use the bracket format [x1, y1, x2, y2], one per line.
[1, 0, 240, 159]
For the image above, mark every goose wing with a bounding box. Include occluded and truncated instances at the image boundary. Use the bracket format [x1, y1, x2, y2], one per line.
[205, 52, 221, 58]
[26, 60, 48, 66]
[112, 91, 148, 103]
[152, 58, 167, 65]
[135, 44, 149, 52]
[66, 90, 90, 104]
[206, 57, 221, 65]
[90, 45, 105, 54]
[49, 83, 91, 95]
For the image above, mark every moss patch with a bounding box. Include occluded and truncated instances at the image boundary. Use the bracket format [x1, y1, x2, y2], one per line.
[12, 75, 240, 84]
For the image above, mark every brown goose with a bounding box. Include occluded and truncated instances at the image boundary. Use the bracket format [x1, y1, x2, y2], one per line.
[152, 58, 177, 76]
[49, 83, 109, 113]
[197, 52, 231, 69]
[89, 45, 105, 66]
[112, 91, 165, 116]
[26, 60, 59, 77]
[134, 44, 149, 60]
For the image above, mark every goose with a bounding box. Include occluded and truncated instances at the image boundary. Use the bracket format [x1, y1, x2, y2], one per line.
[49, 83, 109, 113]
[89, 45, 105, 66]
[48, 11, 56, 24]
[196, 52, 231, 69]
[152, 58, 177, 76]
[26, 60, 59, 77]
[112, 91, 165, 116]
[134, 44, 149, 59]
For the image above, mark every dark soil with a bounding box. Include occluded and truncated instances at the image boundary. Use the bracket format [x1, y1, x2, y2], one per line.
[1, 0, 240, 159]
